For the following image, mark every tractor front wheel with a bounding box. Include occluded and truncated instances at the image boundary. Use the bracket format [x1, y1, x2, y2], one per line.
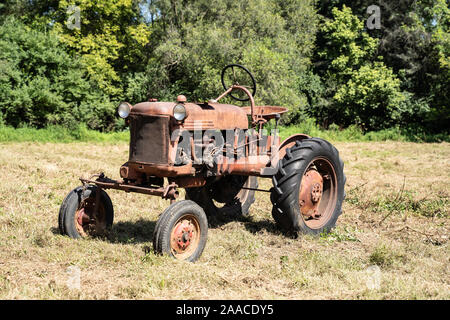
[270, 138, 346, 235]
[153, 200, 208, 262]
[58, 185, 114, 238]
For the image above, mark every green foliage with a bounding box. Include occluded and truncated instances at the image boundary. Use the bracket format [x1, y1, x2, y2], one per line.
[318, 6, 378, 76]
[425, 1, 450, 131]
[378, 0, 450, 132]
[52, 0, 151, 98]
[334, 62, 406, 130]
[315, 0, 449, 133]
[0, 0, 447, 135]
[132, 0, 318, 122]
[311, 6, 418, 131]
[278, 119, 449, 143]
[0, 18, 118, 131]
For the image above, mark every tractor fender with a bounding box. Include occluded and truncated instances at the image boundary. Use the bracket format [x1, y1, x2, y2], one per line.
[269, 134, 311, 170]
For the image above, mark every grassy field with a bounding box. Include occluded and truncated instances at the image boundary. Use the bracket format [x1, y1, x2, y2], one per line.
[1, 122, 448, 143]
[0, 140, 448, 299]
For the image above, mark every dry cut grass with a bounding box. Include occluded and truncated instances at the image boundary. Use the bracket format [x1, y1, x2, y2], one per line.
[0, 141, 448, 299]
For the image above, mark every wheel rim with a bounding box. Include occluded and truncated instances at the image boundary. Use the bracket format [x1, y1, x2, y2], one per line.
[170, 214, 201, 260]
[75, 194, 107, 237]
[299, 157, 338, 229]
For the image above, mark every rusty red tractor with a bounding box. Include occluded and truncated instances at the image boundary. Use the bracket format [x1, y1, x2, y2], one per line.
[58, 64, 346, 262]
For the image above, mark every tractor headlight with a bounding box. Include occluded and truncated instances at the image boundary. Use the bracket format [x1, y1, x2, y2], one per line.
[118, 102, 132, 119]
[173, 104, 187, 121]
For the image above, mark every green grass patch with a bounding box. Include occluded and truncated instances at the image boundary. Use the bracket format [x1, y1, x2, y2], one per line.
[369, 243, 406, 268]
[0, 119, 448, 143]
[319, 226, 361, 243]
[347, 185, 449, 219]
[0, 125, 129, 143]
[277, 119, 449, 143]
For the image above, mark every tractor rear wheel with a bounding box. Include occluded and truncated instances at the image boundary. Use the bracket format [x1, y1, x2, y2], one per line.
[185, 175, 257, 218]
[270, 138, 345, 235]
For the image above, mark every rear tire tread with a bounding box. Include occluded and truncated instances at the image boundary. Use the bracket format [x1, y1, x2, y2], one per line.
[270, 138, 346, 235]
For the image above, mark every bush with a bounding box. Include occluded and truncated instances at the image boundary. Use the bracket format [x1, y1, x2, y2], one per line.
[0, 18, 118, 131]
[129, 0, 318, 123]
[334, 62, 406, 131]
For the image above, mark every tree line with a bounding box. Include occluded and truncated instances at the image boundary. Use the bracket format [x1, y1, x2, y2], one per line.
[0, 0, 448, 134]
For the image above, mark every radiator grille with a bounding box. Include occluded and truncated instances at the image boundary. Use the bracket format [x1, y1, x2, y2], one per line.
[129, 114, 170, 164]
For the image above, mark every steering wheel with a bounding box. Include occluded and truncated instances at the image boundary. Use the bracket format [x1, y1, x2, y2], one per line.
[221, 64, 256, 101]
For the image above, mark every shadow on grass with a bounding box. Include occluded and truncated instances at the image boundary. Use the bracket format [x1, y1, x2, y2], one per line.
[207, 213, 284, 236]
[107, 218, 156, 244]
[243, 218, 282, 235]
[51, 219, 157, 244]
[50, 226, 61, 235]
[52, 215, 286, 244]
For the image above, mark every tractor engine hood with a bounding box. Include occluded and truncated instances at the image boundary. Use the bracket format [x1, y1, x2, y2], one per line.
[131, 101, 249, 130]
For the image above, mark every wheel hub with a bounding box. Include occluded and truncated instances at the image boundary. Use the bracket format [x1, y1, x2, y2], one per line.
[299, 169, 324, 219]
[74, 196, 106, 236]
[76, 207, 92, 226]
[173, 221, 194, 252]
[311, 183, 323, 203]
